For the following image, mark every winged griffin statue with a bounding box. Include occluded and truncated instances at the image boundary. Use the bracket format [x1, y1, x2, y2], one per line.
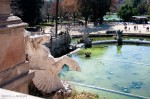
[25, 33, 80, 93]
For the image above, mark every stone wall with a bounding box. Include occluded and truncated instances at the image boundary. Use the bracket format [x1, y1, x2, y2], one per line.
[49, 32, 71, 57]
[0, 27, 26, 72]
[0, 0, 34, 94]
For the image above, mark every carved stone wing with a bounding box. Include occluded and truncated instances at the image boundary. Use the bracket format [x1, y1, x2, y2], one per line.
[55, 56, 81, 74]
[32, 70, 64, 93]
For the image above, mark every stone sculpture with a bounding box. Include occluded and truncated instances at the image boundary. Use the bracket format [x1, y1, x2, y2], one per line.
[85, 52, 91, 57]
[25, 33, 81, 93]
[80, 34, 92, 48]
[116, 30, 123, 45]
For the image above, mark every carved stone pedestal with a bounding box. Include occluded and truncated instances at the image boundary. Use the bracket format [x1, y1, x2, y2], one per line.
[0, 0, 34, 94]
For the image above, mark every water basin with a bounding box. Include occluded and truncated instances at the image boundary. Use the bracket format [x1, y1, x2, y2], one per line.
[60, 44, 150, 99]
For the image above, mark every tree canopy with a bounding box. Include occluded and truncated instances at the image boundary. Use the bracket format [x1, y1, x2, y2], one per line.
[11, 0, 44, 26]
[78, 0, 112, 25]
[125, 0, 149, 15]
[137, 1, 148, 15]
[11, 0, 113, 26]
[118, 4, 139, 22]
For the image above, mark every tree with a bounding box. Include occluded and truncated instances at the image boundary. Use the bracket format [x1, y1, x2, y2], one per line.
[51, 0, 64, 24]
[96, 0, 112, 24]
[43, 0, 52, 22]
[137, 1, 148, 15]
[125, 0, 133, 6]
[78, 0, 92, 26]
[78, 0, 112, 26]
[110, 0, 119, 12]
[125, 0, 142, 7]
[118, 4, 139, 21]
[148, 5, 150, 15]
[132, 0, 141, 8]
[125, 0, 150, 15]
[61, 0, 79, 23]
[11, 0, 44, 26]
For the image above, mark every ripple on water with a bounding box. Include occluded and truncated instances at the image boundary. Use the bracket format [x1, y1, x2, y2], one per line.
[62, 45, 150, 98]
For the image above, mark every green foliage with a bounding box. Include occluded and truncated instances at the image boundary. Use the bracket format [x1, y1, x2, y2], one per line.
[78, 0, 112, 25]
[118, 4, 139, 22]
[125, 0, 149, 15]
[125, 0, 142, 7]
[137, 1, 148, 15]
[148, 6, 150, 15]
[132, 0, 142, 8]
[71, 90, 99, 99]
[78, 0, 92, 24]
[125, 0, 133, 6]
[94, 0, 111, 23]
[11, 0, 44, 26]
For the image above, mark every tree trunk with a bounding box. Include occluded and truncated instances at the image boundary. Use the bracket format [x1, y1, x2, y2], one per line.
[73, 13, 76, 26]
[99, 17, 103, 24]
[48, 14, 50, 22]
[85, 16, 88, 27]
[93, 17, 97, 26]
[93, 8, 97, 26]
[60, 16, 63, 28]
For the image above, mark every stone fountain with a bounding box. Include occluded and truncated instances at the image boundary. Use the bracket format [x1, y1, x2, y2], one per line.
[0, 0, 34, 94]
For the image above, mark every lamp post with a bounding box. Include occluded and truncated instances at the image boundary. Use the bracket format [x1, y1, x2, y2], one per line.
[55, 0, 59, 37]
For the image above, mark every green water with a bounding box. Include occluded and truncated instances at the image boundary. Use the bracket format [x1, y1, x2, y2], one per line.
[71, 37, 150, 44]
[103, 13, 122, 21]
[60, 45, 150, 99]
[72, 85, 137, 99]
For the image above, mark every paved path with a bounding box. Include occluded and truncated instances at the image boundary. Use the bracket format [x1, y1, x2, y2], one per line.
[43, 23, 150, 36]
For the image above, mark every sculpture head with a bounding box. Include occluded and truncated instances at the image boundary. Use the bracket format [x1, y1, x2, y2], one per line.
[25, 35, 50, 58]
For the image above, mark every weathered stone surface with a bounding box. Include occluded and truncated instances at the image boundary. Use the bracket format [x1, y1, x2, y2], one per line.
[1, 72, 34, 92]
[0, 62, 30, 84]
[45, 81, 72, 99]
[0, 0, 32, 94]
[0, 15, 23, 27]
[80, 34, 92, 48]
[0, 26, 32, 94]
[25, 35, 80, 93]
[0, 0, 11, 15]
[0, 28, 26, 72]
[50, 33, 71, 57]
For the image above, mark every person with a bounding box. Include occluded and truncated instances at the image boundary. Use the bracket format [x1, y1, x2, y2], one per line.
[124, 22, 127, 26]
[146, 27, 149, 32]
[124, 26, 127, 31]
[128, 28, 130, 31]
[134, 26, 136, 31]
[42, 30, 45, 34]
